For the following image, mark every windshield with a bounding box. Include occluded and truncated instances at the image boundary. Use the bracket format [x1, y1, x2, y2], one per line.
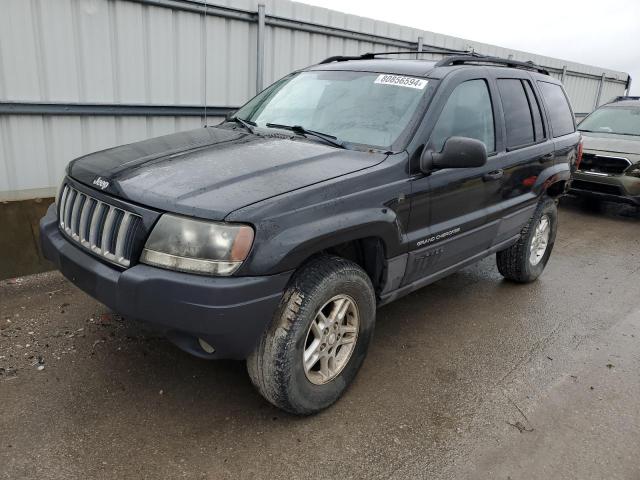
[578, 106, 640, 136]
[234, 70, 429, 149]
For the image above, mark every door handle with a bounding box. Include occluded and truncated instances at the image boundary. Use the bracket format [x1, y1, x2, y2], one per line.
[483, 169, 504, 181]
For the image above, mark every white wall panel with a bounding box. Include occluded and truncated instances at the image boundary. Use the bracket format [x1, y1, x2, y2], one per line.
[77, 0, 116, 102]
[38, 0, 81, 101]
[47, 117, 85, 184]
[3, 116, 50, 192]
[113, 1, 147, 103]
[1, 1, 41, 101]
[600, 81, 627, 107]
[146, 6, 177, 104]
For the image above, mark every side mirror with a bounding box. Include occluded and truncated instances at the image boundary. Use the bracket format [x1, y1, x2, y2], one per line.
[224, 110, 237, 121]
[420, 136, 488, 173]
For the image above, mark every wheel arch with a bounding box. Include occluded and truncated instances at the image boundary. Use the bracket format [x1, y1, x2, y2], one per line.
[302, 237, 388, 295]
[238, 203, 405, 283]
[534, 163, 571, 198]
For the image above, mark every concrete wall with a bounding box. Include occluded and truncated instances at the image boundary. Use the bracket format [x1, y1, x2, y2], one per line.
[0, 199, 53, 279]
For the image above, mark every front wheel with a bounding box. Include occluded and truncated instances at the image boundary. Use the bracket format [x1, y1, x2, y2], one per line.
[496, 197, 558, 283]
[247, 256, 376, 415]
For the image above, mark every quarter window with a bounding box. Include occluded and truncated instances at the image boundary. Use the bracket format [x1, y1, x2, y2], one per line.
[497, 79, 535, 148]
[430, 79, 495, 152]
[537, 81, 575, 137]
[523, 80, 545, 141]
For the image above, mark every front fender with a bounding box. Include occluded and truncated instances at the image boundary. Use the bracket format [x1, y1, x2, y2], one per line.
[227, 157, 413, 275]
[255, 208, 403, 274]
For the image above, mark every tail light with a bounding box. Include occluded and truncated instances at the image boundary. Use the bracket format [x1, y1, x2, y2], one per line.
[576, 139, 584, 170]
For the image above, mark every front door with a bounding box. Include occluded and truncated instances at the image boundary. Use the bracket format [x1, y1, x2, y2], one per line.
[404, 78, 499, 285]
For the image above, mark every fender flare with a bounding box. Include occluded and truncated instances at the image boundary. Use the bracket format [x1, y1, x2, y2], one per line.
[533, 163, 571, 197]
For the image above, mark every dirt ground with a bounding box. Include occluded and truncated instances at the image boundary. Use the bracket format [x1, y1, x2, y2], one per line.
[1, 198, 639, 480]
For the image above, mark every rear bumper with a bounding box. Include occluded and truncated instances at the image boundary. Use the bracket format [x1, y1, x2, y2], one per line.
[40, 204, 291, 359]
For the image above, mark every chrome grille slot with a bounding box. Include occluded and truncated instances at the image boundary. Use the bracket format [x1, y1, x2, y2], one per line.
[57, 184, 141, 267]
[579, 153, 631, 175]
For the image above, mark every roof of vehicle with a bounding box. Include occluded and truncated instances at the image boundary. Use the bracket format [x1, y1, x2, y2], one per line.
[305, 52, 553, 80]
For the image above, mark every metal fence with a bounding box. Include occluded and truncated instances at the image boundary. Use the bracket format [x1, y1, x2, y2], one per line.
[0, 0, 631, 201]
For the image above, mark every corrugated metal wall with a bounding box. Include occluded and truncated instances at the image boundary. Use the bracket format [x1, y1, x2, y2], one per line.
[0, 0, 630, 201]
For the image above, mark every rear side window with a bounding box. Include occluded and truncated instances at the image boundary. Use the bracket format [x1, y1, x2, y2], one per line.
[537, 81, 575, 137]
[430, 79, 495, 152]
[497, 79, 535, 148]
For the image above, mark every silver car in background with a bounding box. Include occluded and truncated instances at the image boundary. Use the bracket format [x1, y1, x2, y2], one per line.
[571, 96, 640, 206]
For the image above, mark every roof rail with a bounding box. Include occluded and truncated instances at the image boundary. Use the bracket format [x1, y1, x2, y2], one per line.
[318, 49, 474, 64]
[612, 95, 640, 102]
[434, 54, 549, 75]
[318, 50, 550, 76]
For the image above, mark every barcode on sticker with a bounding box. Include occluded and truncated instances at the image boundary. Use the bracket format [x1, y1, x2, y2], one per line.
[374, 74, 428, 89]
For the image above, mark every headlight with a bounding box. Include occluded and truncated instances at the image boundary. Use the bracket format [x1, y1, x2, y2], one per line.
[140, 214, 254, 276]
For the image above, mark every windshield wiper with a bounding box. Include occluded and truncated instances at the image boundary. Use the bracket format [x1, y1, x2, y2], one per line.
[229, 116, 257, 134]
[265, 123, 346, 149]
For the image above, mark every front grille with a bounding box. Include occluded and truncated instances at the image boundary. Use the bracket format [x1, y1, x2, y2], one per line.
[58, 184, 142, 267]
[571, 180, 623, 196]
[579, 153, 631, 175]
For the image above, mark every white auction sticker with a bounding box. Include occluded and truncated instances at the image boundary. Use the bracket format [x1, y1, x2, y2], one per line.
[374, 74, 428, 89]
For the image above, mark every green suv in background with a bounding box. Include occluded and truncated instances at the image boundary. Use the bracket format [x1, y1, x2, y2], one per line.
[571, 96, 640, 206]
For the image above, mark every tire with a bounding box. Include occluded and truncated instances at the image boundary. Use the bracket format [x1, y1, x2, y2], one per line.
[247, 255, 376, 415]
[496, 197, 558, 283]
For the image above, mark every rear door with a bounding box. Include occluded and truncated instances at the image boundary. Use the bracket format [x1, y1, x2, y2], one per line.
[404, 74, 501, 285]
[536, 80, 580, 168]
[484, 71, 555, 246]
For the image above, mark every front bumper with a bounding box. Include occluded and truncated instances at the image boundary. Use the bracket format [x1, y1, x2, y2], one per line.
[40, 204, 291, 359]
[569, 171, 640, 205]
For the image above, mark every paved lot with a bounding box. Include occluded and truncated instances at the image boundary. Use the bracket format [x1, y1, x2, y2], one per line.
[1, 198, 639, 480]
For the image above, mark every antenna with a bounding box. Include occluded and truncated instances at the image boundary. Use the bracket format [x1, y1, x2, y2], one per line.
[203, 0, 208, 127]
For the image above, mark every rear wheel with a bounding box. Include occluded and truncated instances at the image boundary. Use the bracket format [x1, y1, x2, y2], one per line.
[496, 197, 558, 283]
[247, 256, 376, 415]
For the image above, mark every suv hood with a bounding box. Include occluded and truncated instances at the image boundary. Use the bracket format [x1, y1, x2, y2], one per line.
[581, 131, 640, 159]
[69, 126, 387, 220]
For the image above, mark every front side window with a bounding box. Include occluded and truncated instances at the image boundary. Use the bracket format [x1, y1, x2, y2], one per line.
[537, 81, 575, 137]
[578, 106, 640, 136]
[429, 79, 495, 152]
[235, 71, 429, 149]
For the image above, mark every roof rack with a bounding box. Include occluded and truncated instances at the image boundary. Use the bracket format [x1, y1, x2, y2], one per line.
[434, 54, 549, 75]
[318, 49, 475, 64]
[612, 95, 640, 102]
[318, 50, 550, 76]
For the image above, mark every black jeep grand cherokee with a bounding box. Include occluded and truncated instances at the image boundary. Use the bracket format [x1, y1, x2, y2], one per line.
[41, 52, 580, 414]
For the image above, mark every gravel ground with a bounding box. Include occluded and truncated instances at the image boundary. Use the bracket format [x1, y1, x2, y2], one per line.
[1, 198, 638, 480]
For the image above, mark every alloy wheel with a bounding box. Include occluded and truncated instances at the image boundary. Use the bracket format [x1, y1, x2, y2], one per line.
[529, 214, 551, 266]
[303, 294, 359, 385]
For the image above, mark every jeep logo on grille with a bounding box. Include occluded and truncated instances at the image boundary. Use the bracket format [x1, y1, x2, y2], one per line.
[92, 177, 109, 190]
